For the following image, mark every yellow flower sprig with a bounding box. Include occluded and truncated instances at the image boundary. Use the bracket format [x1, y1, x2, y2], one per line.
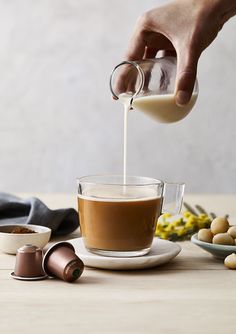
[155, 206, 212, 241]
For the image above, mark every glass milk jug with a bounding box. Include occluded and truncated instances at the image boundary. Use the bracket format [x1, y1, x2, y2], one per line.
[110, 57, 198, 123]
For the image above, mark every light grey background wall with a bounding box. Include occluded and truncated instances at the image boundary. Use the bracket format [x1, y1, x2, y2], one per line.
[0, 0, 235, 194]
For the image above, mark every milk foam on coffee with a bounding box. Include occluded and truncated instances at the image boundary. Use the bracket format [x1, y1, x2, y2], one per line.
[78, 186, 159, 201]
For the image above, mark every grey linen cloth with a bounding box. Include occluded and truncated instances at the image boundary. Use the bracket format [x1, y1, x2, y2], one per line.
[0, 192, 79, 236]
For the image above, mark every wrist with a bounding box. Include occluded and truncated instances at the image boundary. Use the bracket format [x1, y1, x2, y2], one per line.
[188, 0, 236, 27]
[213, 0, 236, 23]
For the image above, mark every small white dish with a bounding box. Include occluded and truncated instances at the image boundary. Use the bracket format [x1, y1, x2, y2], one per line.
[191, 233, 236, 259]
[68, 237, 181, 270]
[10, 272, 48, 281]
[0, 224, 51, 254]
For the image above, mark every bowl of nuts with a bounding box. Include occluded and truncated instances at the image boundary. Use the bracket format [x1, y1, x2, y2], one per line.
[0, 224, 51, 254]
[191, 217, 236, 259]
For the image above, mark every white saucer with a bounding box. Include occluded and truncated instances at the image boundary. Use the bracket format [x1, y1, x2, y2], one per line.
[68, 237, 181, 270]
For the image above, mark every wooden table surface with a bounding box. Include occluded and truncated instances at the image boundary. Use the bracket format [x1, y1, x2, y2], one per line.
[0, 194, 236, 334]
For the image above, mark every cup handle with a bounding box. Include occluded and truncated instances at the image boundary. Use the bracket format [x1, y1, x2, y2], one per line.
[161, 182, 185, 215]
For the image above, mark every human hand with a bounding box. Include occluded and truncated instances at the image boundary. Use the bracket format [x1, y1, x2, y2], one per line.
[125, 0, 236, 105]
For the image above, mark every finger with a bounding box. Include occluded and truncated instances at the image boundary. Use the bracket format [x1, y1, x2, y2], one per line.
[116, 24, 147, 97]
[175, 48, 198, 106]
[113, 23, 146, 97]
[112, 64, 135, 98]
[124, 21, 146, 61]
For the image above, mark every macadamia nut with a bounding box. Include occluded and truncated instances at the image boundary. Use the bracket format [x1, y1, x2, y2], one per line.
[224, 253, 236, 269]
[212, 233, 234, 245]
[211, 217, 229, 235]
[198, 229, 213, 243]
[227, 226, 236, 239]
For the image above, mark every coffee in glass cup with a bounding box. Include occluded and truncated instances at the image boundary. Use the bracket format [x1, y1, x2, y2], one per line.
[77, 175, 184, 257]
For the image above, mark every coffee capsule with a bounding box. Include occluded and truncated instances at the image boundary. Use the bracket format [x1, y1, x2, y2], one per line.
[42, 242, 84, 282]
[11, 244, 47, 281]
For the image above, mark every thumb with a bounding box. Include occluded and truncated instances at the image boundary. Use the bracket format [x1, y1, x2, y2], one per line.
[175, 49, 198, 106]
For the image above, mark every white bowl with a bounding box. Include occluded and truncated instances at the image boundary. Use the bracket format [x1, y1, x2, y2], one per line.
[0, 224, 51, 254]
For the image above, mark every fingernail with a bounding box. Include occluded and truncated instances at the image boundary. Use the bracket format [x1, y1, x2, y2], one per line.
[176, 91, 190, 106]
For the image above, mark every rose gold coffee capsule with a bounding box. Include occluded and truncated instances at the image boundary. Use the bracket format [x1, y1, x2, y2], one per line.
[11, 244, 47, 281]
[42, 242, 84, 282]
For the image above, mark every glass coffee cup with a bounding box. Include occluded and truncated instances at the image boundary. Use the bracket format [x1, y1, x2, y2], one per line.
[77, 175, 184, 257]
[110, 56, 198, 123]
